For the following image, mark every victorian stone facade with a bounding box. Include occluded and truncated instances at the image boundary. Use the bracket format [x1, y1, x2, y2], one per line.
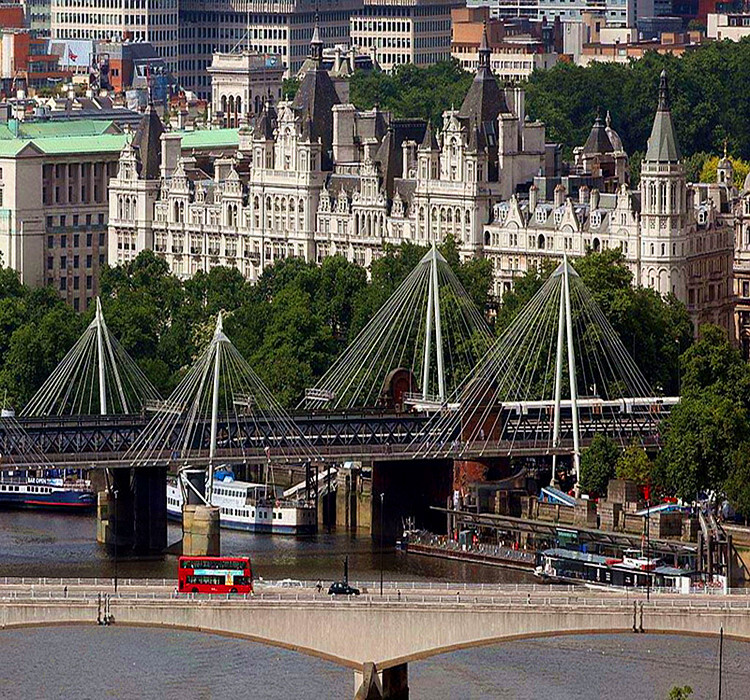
[108, 30, 736, 340]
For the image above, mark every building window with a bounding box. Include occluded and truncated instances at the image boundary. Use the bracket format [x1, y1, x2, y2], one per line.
[86, 275, 93, 290]
[60, 256, 67, 269]
[59, 277, 67, 291]
[47, 236, 54, 248]
[73, 276, 80, 290]
[86, 255, 92, 268]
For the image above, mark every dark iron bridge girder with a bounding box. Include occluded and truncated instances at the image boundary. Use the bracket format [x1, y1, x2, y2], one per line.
[0, 406, 669, 469]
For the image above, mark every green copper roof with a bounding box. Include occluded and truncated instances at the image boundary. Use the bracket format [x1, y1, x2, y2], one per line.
[33, 133, 128, 155]
[181, 128, 239, 149]
[0, 121, 238, 158]
[0, 119, 119, 140]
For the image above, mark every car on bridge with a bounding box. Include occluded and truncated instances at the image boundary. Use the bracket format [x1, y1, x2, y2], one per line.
[328, 581, 360, 596]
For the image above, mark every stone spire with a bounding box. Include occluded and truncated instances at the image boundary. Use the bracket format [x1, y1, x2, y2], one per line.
[478, 21, 490, 70]
[310, 16, 323, 65]
[645, 70, 681, 163]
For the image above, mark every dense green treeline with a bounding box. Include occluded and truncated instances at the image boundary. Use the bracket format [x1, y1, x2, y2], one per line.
[580, 324, 750, 516]
[349, 39, 750, 163]
[0, 236, 491, 410]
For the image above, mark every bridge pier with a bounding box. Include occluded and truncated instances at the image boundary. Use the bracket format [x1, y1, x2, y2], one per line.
[96, 467, 167, 555]
[182, 504, 220, 557]
[337, 464, 373, 534]
[354, 663, 408, 700]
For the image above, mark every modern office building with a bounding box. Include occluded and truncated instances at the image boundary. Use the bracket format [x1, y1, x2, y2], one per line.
[349, 0, 460, 73]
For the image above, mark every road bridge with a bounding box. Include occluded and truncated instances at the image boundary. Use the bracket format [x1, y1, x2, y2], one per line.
[1, 581, 748, 699]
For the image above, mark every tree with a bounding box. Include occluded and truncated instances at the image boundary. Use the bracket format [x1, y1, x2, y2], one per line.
[699, 154, 750, 188]
[668, 686, 693, 700]
[580, 435, 620, 497]
[350, 60, 473, 128]
[616, 444, 653, 487]
[724, 444, 750, 518]
[680, 325, 750, 405]
[495, 260, 557, 334]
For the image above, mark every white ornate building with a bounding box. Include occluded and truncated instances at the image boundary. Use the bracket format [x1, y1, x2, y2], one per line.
[107, 31, 735, 338]
[108, 28, 545, 281]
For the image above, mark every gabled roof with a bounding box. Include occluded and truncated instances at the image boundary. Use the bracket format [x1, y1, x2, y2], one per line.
[419, 122, 439, 151]
[645, 70, 681, 163]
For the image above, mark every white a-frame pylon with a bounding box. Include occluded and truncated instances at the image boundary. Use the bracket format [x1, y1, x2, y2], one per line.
[550, 256, 581, 488]
[422, 242, 446, 403]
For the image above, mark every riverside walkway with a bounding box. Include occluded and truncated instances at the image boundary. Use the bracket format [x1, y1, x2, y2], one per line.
[1, 579, 750, 699]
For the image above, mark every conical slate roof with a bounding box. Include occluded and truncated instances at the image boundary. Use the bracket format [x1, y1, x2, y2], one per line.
[459, 23, 509, 126]
[645, 70, 681, 163]
[132, 105, 164, 180]
[605, 110, 624, 152]
[254, 94, 277, 140]
[583, 113, 614, 155]
[419, 122, 439, 151]
[292, 22, 340, 170]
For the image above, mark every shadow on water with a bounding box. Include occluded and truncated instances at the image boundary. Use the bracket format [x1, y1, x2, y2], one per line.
[0, 627, 748, 700]
[0, 511, 535, 583]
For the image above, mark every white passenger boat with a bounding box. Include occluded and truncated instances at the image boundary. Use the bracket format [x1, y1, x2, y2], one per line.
[166, 472, 317, 535]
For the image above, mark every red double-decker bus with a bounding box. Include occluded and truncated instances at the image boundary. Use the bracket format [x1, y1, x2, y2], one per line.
[178, 556, 253, 594]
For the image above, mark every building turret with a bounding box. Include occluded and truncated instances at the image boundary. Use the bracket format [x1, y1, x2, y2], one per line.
[291, 19, 340, 170]
[639, 70, 688, 297]
[418, 122, 439, 181]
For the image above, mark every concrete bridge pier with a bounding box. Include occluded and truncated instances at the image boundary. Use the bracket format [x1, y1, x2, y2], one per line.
[96, 467, 167, 554]
[180, 467, 220, 557]
[354, 663, 408, 700]
[336, 463, 373, 534]
[182, 504, 220, 557]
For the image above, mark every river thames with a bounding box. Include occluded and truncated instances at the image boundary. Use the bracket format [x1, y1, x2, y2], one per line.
[1, 511, 748, 699]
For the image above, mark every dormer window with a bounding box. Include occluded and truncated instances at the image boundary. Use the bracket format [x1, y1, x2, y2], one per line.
[554, 210, 563, 225]
[591, 212, 601, 228]
[536, 209, 546, 223]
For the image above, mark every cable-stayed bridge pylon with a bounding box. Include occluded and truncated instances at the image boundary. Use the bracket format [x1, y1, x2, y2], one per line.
[300, 243, 493, 412]
[413, 257, 678, 485]
[22, 298, 161, 417]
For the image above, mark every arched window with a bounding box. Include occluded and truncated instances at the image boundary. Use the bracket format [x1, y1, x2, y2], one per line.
[592, 237, 601, 252]
[537, 234, 545, 250]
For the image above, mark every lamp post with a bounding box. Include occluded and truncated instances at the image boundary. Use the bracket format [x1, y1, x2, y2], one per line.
[113, 488, 119, 594]
[379, 492, 384, 597]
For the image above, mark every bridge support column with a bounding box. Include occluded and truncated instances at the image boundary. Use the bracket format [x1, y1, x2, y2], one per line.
[132, 466, 167, 554]
[96, 468, 134, 552]
[97, 468, 167, 554]
[382, 663, 409, 699]
[182, 504, 220, 557]
[354, 662, 408, 700]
